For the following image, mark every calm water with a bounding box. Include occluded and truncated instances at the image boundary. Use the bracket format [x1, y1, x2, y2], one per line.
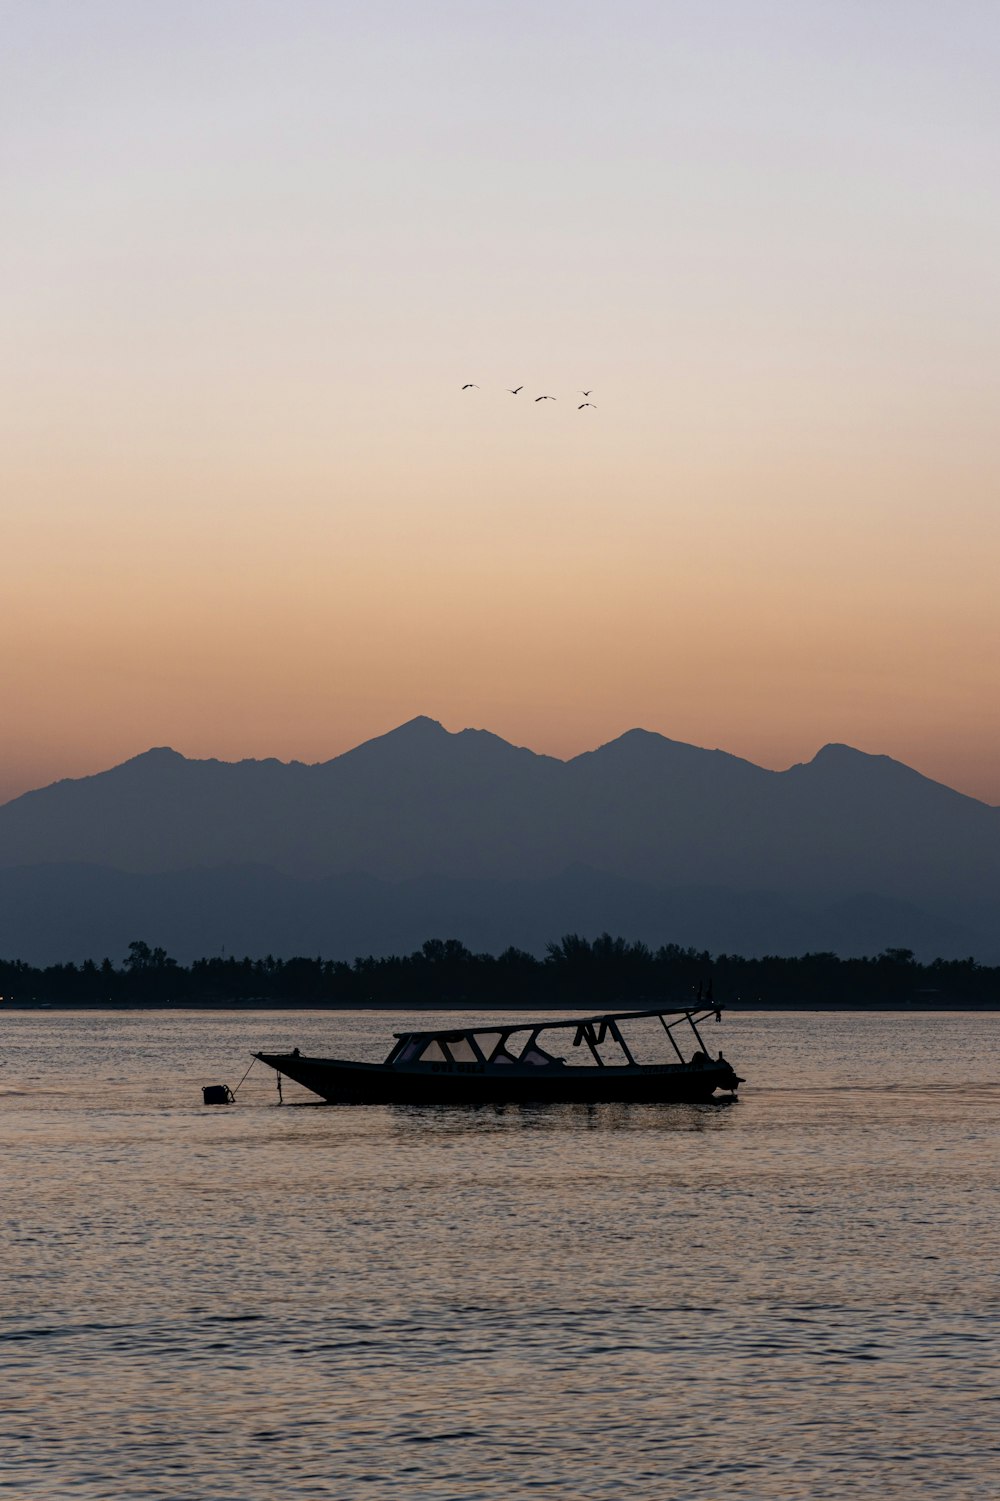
[1, 1009, 997, 1500]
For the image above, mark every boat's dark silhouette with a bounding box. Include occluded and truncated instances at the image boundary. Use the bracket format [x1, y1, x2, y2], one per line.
[254, 1003, 743, 1105]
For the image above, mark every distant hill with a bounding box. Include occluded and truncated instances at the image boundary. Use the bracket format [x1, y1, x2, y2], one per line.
[1, 718, 998, 963]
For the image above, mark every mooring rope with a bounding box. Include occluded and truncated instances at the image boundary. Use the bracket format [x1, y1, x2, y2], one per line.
[230, 1057, 258, 1096]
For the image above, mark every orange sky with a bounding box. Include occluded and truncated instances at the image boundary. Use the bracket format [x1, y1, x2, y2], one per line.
[2, 3, 999, 806]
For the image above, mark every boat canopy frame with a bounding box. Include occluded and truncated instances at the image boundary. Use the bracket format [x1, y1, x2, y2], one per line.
[383, 1004, 723, 1069]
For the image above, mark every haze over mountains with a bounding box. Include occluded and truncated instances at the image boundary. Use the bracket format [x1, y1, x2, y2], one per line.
[1, 717, 998, 965]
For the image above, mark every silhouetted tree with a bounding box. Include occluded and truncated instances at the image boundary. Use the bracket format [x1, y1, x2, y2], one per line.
[2, 937, 997, 1008]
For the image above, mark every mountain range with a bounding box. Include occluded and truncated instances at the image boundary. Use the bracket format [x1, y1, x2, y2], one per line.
[1, 717, 997, 964]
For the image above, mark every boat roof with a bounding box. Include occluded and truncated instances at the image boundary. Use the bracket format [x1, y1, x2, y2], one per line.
[394, 1003, 721, 1043]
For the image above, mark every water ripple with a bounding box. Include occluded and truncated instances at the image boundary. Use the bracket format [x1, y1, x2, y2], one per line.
[0, 1008, 997, 1499]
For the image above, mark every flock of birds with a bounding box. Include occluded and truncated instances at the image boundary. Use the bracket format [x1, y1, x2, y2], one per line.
[461, 384, 597, 409]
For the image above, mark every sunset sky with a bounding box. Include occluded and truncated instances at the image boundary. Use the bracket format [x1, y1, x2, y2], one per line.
[3, 1, 999, 805]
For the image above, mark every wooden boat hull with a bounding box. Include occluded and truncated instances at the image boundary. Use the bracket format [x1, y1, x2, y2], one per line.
[254, 1052, 740, 1105]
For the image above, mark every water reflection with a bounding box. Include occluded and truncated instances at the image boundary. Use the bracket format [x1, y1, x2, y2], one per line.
[381, 1096, 740, 1133]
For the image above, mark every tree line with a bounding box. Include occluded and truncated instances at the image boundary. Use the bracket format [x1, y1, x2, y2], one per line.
[0, 935, 997, 1007]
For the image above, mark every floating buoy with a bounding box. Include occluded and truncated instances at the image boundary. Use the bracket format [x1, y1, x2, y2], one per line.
[202, 1084, 234, 1105]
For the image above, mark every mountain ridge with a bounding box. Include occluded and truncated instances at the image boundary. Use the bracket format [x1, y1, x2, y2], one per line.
[6, 721, 993, 809]
[2, 718, 997, 962]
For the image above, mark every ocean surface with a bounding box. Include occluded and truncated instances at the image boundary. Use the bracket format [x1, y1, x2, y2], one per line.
[1, 1008, 997, 1500]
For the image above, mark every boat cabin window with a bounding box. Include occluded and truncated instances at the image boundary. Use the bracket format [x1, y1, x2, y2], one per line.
[474, 1032, 502, 1061]
[519, 1042, 562, 1067]
[394, 1036, 482, 1064]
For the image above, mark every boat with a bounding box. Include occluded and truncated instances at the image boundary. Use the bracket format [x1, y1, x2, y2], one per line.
[253, 1003, 744, 1105]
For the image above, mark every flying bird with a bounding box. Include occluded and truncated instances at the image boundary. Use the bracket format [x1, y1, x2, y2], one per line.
[508, 386, 523, 395]
[578, 402, 597, 410]
[461, 383, 479, 390]
[580, 390, 593, 397]
[534, 395, 556, 402]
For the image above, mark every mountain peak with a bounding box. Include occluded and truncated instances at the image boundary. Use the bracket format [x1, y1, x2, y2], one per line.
[331, 716, 548, 776]
[369, 716, 450, 748]
[107, 746, 191, 781]
[394, 715, 447, 737]
[580, 728, 679, 760]
[127, 746, 187, 765]
[800, 743, 900, 776]
[788, 742, 990, 808]
[574, 728, 766, 780]
[812, 742, 877, 762]
[607, 727, 667, 747]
